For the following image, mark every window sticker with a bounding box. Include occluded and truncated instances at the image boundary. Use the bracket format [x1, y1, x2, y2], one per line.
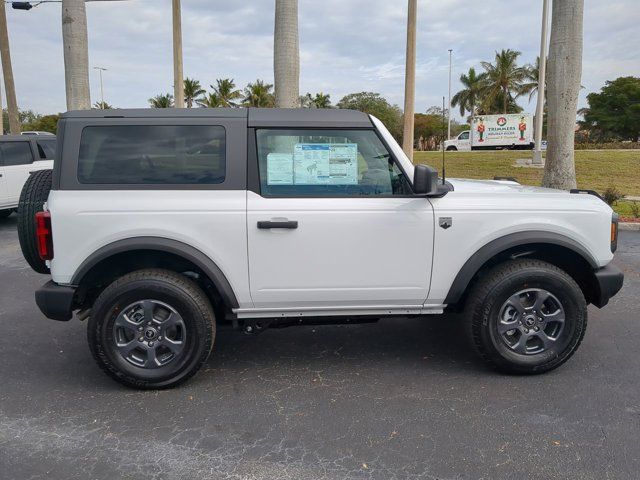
[266, 153, 294, 185]
[293, 143, 358, 185]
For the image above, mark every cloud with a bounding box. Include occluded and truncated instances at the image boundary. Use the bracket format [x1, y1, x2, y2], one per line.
[2, 0, 638, 120]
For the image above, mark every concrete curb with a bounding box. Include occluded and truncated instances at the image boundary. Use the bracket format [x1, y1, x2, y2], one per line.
[620, 222, 640, 231]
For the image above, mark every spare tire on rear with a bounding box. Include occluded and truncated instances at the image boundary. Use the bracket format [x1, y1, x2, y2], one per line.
[18, 169, 53, 274]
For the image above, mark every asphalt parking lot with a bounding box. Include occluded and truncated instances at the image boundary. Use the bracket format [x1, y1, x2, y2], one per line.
[0, 213, 639, 480]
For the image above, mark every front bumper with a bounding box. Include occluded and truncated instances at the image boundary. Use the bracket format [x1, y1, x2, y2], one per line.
[35, 281, 76, 321]
[592, 263, 624, 308]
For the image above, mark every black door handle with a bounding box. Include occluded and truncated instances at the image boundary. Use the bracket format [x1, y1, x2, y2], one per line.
[257, 220, 298, 229]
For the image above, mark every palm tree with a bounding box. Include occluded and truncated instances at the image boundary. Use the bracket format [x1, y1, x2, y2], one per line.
[519, 57, 546, 103]
[542, 0, 584, 190]
[451, 67, 486, 119]
[93, 101, 114, 109]
[62, 0, 91, 110]
[0, 4, 20, 133]
[480, 49, 528, 114]
[243, 80, 275, 108]
[312, 92, 332, 108]
[211, 79, 242, 107]
[183, 78, 205, 108]
[149, 94, 174, 108]
[274, 0, 299, 108]
[300, 92, 332, 109]
[197, 92, 221, 108]
[402, 0, 418, 159]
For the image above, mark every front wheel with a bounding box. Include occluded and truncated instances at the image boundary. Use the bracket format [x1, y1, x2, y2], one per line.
[88, 269, 215, 389]
[467, 259, 587, 374]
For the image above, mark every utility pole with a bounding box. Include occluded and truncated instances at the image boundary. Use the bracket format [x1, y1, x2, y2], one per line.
[447, 49, 452, 140]
[94, 66, 107, 107]
[62, 0, 91, 110]
[172, 0, 184, 108]
[402, 0, 417, 161]
[0, 3, 20, 133]
[532, 0, 549, 166]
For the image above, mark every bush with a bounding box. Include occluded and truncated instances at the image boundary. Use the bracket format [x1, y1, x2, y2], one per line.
[602, 187, 624, 206]
[630, 201, 640, 219]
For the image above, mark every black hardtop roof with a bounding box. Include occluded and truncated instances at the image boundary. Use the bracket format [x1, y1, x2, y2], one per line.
[61, 108, 373, 128]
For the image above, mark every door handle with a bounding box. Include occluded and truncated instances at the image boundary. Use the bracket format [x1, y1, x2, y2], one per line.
[257, 220, 298, 229]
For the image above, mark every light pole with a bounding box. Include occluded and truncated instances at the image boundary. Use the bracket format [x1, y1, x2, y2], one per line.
[533, 0, 550, 165]
[447, 49, 452, 140]
[93, 66, 107, 107]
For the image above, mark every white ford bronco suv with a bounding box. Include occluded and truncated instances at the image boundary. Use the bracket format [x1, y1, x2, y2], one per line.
[19, 108, 623, 389]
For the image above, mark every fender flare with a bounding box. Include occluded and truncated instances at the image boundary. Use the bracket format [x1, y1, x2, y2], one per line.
[71, 237, 239, 309]
[443, 231, 598, 305]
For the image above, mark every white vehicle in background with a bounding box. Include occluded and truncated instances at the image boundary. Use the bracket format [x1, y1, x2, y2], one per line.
[445, 113, 535, 151]
[0, 135, 55, 218]
[21, 131, 56, 136]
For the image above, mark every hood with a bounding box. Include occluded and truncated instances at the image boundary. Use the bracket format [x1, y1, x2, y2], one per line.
[447, 178, 567, 195]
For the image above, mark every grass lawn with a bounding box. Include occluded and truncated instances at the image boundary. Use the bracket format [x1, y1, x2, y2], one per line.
[413, 150, 640, 218]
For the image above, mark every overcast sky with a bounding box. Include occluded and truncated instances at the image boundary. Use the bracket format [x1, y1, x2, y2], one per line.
[3, 0, 639, 119]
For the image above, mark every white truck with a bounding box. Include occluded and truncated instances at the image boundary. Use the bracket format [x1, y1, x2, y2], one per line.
[18, 108, 623, 389]
[444, 113, 535, 151]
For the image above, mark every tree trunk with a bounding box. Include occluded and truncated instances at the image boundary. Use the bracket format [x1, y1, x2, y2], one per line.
[0, 4, 20, 134]
[402, 0, 417, 160]
[172, 0, 184, 108]
[542, 0, 583, 190]
[62, 0, 91, 110]
[503, 87, 508, 114]
[274, 0, 299, 108]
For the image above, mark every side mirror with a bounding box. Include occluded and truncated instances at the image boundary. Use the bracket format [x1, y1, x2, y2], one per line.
[413, 164, 439, 195]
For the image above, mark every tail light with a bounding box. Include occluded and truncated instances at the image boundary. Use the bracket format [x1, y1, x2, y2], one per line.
[610, 213, 619, 253]
[35, 211, 54, 260]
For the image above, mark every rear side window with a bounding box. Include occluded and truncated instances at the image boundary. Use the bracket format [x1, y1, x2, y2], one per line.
[77, 125, 226, 185]
[37, 139, 56, 159]
[0, 141, 33, 166]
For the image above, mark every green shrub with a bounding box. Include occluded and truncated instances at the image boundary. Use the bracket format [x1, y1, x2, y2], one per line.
[602, 187, 624, 206]
[630, 201, 640, 218]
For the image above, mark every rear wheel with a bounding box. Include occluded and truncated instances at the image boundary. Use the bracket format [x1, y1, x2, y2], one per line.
[88, 269, 215, 389]
[467, 259, 587, 374]
[17, 169, 52, 273]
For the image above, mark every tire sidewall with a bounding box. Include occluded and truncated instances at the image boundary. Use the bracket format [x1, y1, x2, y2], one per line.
[479, 268, 586, 371]
[89, 277, 213, 388]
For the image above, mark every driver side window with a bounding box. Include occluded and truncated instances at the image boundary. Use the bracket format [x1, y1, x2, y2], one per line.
[256, 129, 412, 197]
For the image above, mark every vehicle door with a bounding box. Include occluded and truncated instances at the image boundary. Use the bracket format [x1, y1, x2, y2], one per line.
[457, 131, 471, 151]
[0, 140, 35, 206]
[247, 128, 435, 310]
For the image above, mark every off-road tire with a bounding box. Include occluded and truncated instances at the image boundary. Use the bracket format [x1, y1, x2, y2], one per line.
[17, 169, 52, 274]
[88, 269, 215, 389]
[467, 259, 587, 374]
